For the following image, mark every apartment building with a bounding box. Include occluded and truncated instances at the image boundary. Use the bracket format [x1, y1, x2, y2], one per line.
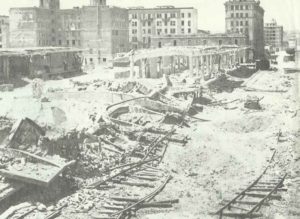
[264, 19, 283, 52]
[225, 0, 265, 59]
[128, 6, 198, 49]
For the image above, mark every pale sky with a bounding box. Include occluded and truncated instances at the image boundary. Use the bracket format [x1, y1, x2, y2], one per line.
[1, 0, 299, 33]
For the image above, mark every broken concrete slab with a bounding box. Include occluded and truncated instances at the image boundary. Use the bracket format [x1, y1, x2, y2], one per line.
[0, 148, 75, 187]
[9, 118, 45, 149]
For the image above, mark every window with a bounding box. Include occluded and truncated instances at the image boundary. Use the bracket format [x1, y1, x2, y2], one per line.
[143, 22, 146, 27]
[158, 42, 162, 48]
[235, 39, 238, 45]
[148, 21, 151, 26]
[236, 21, 239, 26]
[67, 40, 69, 45]
[235, 5, 239, 10]
[157, 21, 162, 26]
[240, 28, 243, 33]
[143, 29, 146, 34]
[164, 13, 168, 19]
[58, 40, 62, 45]
[148, 29, 151, 34]
[188, 28, 191, 33]
[188, 21, 191, 26]
[181, 13, 184, 18]
[157, 13, 162, 18]
[165, 29, 168, 34]
[219, 40, 222, 45]
[236, 13, 239, 18]
[231, 21, 234, 26]
[181, 28, 185, 34]
[132, 29, 137, 34]
[171, 21, 176, 26]
[132, 21, 137, 27]
[188, 13, 191, 18]
[231, 5, 234, 10]
[171, 13, 176, 18]
[203, 40, 207, 45]
[245, 13, 248, 17]
[245, 20, 249, 26]
[231, 13, 234, 18]
[173, 40, 177, 46]
[240, 13, 243, 17]
[171, 28, 176, 34]
[164, 21, 168, 26]
[181, 21, 184, 25]
[157, 29, 162, 35]
[72, 40, 76, 46]
[240, 21, 243, 26]
[245, 5, 249, 10]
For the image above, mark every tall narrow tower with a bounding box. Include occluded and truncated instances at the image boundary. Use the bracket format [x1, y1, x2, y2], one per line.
[39, 0, 60, 10]
[90, 0, 107, 6]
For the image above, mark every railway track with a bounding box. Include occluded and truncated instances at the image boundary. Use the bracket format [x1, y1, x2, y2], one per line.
[215, 151, 288, 218]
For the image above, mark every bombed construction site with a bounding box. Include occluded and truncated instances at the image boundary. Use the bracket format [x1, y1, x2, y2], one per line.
[0, 0, 300, 219]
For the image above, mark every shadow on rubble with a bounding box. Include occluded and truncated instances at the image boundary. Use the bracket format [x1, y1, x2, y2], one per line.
[0, 77, 29, 90]
[0, 176, 77, 214]
[208, 75, 243, 93]
[227, 66, 257, 78]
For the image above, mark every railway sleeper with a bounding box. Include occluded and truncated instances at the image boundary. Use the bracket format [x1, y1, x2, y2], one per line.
[222, 200, 270, 206]
[242, 192, 282, 200]
[220, 212, 263, 218]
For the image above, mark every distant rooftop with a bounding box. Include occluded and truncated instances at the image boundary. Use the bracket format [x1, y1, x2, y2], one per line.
[128, 5, 195, 10]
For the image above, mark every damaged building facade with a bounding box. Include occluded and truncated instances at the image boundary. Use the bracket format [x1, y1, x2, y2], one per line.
[9, 0, 129, 65]
[128, 6, 198, 49]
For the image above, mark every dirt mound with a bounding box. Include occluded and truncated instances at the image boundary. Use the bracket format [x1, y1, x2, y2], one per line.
[218, 115, 273, 133]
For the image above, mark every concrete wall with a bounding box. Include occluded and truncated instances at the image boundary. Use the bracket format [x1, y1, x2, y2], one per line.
[0, 16, 9, 48]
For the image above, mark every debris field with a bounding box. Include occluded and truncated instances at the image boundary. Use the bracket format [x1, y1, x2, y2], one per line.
[0, 55, 299, 219]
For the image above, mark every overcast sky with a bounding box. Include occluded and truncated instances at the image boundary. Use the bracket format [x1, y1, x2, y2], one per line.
[1, 0, 299, 33]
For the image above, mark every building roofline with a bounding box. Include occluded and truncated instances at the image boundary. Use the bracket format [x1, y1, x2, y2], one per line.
[128, 7, 196, 11]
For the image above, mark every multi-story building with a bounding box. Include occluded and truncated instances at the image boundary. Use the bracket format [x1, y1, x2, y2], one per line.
[225, 0, 265, 59]
[9, 0, 129, 64]
[264, 19, 283, 52]
[0, 16, 9, 48]
[128, 6, 198, 49]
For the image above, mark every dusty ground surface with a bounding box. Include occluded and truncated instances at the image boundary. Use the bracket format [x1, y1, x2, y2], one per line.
[0, 56, 299, 218]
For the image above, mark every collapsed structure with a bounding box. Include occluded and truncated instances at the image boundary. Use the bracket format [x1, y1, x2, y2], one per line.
[0, 47, 82, 83]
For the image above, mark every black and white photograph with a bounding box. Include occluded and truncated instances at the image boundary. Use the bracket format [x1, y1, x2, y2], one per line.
[0, 0, 299, 218]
